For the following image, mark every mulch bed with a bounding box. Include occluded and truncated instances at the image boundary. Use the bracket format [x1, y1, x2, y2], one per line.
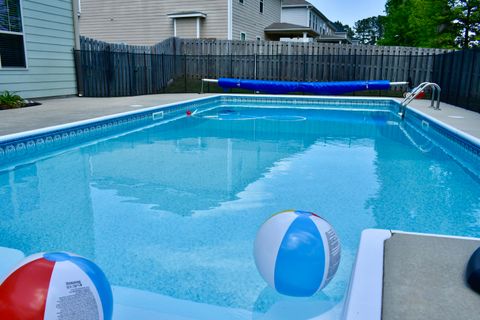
[0, 101, 42, 110]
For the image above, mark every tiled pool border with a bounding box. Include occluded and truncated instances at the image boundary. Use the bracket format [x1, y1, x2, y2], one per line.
[404, 107, 480, 157]
[0, 94, 478, 166]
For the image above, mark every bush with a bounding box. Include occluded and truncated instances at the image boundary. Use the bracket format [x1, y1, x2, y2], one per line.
[0, 91, 25, 109]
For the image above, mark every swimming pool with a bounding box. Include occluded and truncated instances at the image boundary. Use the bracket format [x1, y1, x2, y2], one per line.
[0, 95, 479, 319]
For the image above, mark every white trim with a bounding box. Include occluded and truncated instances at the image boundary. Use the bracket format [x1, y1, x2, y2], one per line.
[173, 19, 177, 37]
[282, 4, 310, 8]
[167, 12, 207, 19]
[280, 2, 283, 22]
[227, 0, 232, 40]
[19, 0, 27, 69]
[78, 0, 81, 14]
[343, 229, 392, 320]
[0, 30, 23, 36]
[196, 17, 200, 38]
[0, 0, 28, 69]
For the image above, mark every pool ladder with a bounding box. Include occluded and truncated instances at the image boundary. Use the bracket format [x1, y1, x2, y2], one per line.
[400, 82, 441, 118]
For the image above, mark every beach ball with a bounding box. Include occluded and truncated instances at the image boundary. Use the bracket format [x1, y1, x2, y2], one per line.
[254, 210, 341, 297]
[0, 252, 113, 320]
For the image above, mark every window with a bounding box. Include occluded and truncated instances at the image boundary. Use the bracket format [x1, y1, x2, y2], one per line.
[0, 0, 26, 68]
[240, 32, 246, 41]
[259, 0, 263, 13]
[239, 0, 243, 4]
[256, 36, 261, 41]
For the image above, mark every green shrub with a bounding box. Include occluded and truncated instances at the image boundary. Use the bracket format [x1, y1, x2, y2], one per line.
[0, 91, 25, 108]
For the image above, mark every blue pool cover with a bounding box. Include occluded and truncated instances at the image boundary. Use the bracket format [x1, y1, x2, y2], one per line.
[218, 78, 391, 95]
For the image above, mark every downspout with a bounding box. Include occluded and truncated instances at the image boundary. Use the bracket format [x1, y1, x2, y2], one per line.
[227, 0, 232, 40]
[72, 0, 80, 49]
[72, 0, 82, 96]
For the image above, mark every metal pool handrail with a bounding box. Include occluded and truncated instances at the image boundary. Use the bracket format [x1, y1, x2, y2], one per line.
[400, 82, 441, 118]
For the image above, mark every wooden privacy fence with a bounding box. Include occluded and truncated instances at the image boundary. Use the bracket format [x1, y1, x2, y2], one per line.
[177, 38, 450, 56]
[432, 50, 480, 111]
[75, 38, 480, 112]
[184, 53, 435, 85]
[74, 50, 182, 97]
[80, 36, 450, 56]
[80, 36, 178, 54]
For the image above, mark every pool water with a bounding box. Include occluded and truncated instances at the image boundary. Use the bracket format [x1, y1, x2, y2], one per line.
[0, 105, 479, 318]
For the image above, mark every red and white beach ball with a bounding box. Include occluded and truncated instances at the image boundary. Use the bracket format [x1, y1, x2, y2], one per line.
[0, 252, 113, 320]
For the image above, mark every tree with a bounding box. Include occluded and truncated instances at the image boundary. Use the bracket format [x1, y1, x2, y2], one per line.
[379, 0, 457, 48]
[380, 0, 413, 45]
[353, 16, 385, 45]
[452, 0, 480, 48]
[332, 21, 355, 39]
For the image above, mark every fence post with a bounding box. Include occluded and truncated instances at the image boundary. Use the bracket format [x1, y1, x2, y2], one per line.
[278, 54, 281, 80]
[303, 54, 307, 81]
[466, 50, 477, 107]
[161, 53, 165, 93]
[254, 53, 257, 80]
[455, 50, 466, 105]
[144, 52, 148, 95]
[379, 53, 384, 97]
[407, 51, 413, 85]
[431, 52, 435, 83]
[230, 53, 233, 78]
[127, 52, 132, 96]
[352, 51, 357, 81]
[184, 54, 187, 92]
[73, 49, 85, 97]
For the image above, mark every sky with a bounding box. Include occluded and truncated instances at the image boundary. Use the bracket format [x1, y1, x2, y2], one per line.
[310, 0, 386, 27]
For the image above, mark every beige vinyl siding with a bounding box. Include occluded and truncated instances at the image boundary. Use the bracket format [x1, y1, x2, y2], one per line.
[79, 0, 228, 45]
[232, 0, 281, 40]
[176, 18, 198, 39]
[281, 7, 308, 26]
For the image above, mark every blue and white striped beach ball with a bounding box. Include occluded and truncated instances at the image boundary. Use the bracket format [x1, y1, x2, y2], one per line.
[254, 210, 341, 297]
[0, 252, 113, 320]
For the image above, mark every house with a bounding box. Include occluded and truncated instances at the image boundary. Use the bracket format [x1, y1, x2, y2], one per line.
[0, 0, 79, 99]
[79, 0, 282, 45]
[264, 0, 350, 43]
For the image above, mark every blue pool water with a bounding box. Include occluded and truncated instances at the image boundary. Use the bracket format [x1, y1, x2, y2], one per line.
[0, 100, 479, 318]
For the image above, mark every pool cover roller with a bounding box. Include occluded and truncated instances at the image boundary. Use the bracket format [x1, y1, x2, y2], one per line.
[218, 78, 392, 95]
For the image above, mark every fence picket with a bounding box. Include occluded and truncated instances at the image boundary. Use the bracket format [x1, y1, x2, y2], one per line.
[77, 36, 479, 112]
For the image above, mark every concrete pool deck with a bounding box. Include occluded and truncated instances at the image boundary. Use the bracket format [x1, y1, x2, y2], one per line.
[382, 233, 480, 320]
[0, 93, 214, 136]
[396, 98, 480, 139]
[0, 94, 479, 139]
